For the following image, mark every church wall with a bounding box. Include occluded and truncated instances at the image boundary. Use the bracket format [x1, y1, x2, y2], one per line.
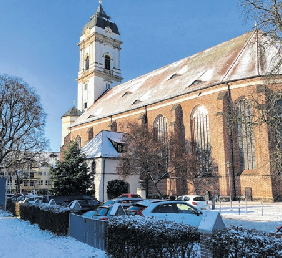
[69, 76, 282, 200]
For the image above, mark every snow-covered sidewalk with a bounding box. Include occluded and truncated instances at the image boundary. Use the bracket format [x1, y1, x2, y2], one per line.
[0, 210, 107, 258]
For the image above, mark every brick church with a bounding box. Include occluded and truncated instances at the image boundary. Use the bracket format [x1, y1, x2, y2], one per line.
[61, 3, 282, 202]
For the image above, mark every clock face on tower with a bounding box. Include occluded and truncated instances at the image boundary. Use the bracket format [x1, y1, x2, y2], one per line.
[104, 26, 112, 36]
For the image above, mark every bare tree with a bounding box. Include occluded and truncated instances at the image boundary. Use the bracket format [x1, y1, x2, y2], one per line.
[0, 74, 48, 170]
[116, 123, 198, 198]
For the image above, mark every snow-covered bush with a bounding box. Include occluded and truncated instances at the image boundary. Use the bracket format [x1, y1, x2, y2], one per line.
[107, 216, 200, 258]
[212, 225, 282, 257]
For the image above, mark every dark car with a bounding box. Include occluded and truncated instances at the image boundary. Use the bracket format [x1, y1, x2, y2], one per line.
[103, 197, 143, 207]
[69, 199, 99, 212]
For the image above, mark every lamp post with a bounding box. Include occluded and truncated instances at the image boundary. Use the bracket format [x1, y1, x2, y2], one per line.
[16, 169, 22, 194]
[226, 161, 232, 211]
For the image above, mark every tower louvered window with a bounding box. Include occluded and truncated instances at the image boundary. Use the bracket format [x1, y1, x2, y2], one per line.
[85, 56, 89, 70]
[236, 99, 256, 172]
[105, 55, 110, 70]
[191, 106, 212, 176]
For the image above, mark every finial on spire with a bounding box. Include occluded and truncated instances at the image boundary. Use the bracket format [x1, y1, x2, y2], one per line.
[99, 0, 102, 4]
[73, 100, 76, 106]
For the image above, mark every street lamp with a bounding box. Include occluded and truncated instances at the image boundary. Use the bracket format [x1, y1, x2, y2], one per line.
[226, 161, 232, 211]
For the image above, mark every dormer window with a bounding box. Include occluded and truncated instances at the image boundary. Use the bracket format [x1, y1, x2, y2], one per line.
[106, 83, 111, 90]
[105, 55, 110, 70]
[169, 74, 179, 80]
[85, 56, 89, 70]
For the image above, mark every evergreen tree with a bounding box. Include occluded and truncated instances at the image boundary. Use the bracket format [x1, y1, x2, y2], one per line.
[50, 141, 91, 195]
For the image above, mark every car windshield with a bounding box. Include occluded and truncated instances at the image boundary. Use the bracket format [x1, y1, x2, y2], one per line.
[95, 207, 110, 216]
[193, 196, 205, 201]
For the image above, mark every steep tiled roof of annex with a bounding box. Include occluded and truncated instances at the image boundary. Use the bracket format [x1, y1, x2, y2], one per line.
[71, 30, 281, 127]
[62, 106, 82, 118]
[81, 4, 119, 35]
[81, 130, 124, 158]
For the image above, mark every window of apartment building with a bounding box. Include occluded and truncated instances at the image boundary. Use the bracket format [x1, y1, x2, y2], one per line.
[30, 172, 34, 179]
[24, 181, 28, 186]
[38, 172, 42, 176]
[236, 98, 256, 172]
[43, 172, 46, 176]
[30, 181, 34, 187]
[45, 180, 48, 186]
[105, 55, 110, 70]
[191, 105, 212, 176]
[84, 102, 87, 109]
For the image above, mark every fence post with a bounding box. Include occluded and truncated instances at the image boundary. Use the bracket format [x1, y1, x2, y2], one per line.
[198, 211, 226, 258]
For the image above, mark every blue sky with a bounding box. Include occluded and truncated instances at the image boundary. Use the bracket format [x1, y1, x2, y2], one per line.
[0, 0, 252, 152]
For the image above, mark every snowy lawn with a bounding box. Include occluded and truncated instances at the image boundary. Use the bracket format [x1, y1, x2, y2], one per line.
[214, 201, 282, 233]
[0, 210, 107, 258]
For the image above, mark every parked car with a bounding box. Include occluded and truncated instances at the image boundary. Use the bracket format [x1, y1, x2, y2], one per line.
[103, 197, 143, 207]
[24, 195, 43, 204]
[68, 199, 99, 212]
[82, 203, 126, 221]
[141, 200, 203, 226]
[126, 199, 164, 216]
[118, 193, 142, 198]
[177, 195, 210, 210]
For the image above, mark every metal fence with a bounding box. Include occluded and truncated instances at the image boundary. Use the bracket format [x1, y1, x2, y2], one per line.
[69, 213, 108, 251]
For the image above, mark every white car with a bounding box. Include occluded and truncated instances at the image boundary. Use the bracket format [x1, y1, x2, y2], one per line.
[177, 195, 209, 210]
[141, 201, 203, 226]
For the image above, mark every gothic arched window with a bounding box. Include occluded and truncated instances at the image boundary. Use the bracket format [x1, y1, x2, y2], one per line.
[105, 55, 110, 70]
[85, 56, 89, 70]
[75, 135, 82, 149]
[191, 105, 212, 176]
[88, 127, 93, 141]
[236, 98, 256, 172]
[153, 115, 168, 143]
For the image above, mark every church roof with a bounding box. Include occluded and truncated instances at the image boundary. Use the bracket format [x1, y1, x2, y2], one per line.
[81, 4, 119, 35]
[62, 106, 82, 118]
[81, 130, 124, 158]
[71, 30, 282, 128]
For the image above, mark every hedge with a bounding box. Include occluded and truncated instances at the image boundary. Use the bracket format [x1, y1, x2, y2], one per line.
[107, 216, 200, 258]
[19, 203, 70, 235]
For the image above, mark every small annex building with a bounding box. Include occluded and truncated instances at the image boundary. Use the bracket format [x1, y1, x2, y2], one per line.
[81, 130, 140, 202]
[61, 3, 282, 202]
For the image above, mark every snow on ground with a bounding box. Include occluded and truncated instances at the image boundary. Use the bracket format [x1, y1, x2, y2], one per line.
[0, 210, 107, 258]
[0, 202, 281, 258]
[213, 201, 282, 233]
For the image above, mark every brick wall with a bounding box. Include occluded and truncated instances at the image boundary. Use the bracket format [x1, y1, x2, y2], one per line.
[62, 77, 282, 200]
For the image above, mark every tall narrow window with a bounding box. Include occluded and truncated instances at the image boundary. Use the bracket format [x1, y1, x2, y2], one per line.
[105, 55, 110, 70]
[153, 115, 168, 143]
[85, 56, 89, 70]
[75, 135, 82, 149]
[191, 106, 212, 176]
[236, 98, 256, 172]
[88, 127, 93, 141]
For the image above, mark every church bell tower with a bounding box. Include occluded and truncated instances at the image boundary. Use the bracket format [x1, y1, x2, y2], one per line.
[77, 2, 122, 112]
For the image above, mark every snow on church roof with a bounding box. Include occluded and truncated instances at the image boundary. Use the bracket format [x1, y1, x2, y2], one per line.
[81, 130, 124, 158]
[72, 30, 282, 128]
